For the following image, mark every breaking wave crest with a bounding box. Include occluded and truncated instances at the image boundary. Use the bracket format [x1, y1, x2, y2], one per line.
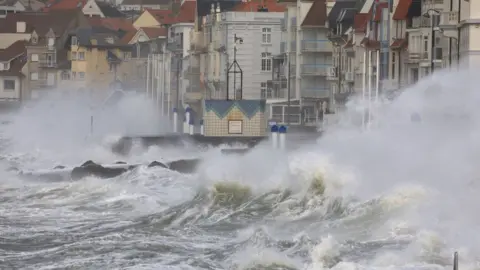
[2, 69, 480, 269]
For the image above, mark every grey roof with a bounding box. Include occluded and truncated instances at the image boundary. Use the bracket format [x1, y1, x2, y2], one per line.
[97, 1, 125, 17]
[75, 26, 131, 48]
[328, 0, 356, 34]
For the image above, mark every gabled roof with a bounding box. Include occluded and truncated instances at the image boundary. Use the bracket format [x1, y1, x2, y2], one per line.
[145, 8, 173, 24]
[162, 0, 196, 25]
[0, 40, 26, 62]
[0, 0, 45, 11]
[0, 10, 84, 36]
[353, 13, 369, 32]
[142, 27, 167, 39]
[393, 0, 412, 20]
[96, 1, 124, 18]
[232, 0, 285, 12]
[88, 17, 135, 32]
[301, 0, 326, 27]
[75, 26, 131, 48]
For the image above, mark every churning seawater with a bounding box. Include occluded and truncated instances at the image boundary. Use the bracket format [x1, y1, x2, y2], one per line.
[2, 69, 480, 270]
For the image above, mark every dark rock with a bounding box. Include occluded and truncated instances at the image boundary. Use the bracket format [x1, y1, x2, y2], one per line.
[81, 160, 96, 167]
[220, 149, 250, 155]
[115, 161, 127, 164]
[71, 163, 129, 180]
[167, 159, 201, 174]
[54, 165, 66, 169]
[148, 161, 168, 168]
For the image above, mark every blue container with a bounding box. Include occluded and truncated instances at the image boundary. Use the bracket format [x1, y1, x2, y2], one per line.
[271, 125, 279, 133]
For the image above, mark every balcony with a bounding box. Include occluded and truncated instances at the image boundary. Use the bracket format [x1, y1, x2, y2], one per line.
[38, 60, 57, 68]
[190, 31, 207, 53]
[344, 71, 354, 82]
[280, 18, 286, 31]
[407, 52, 422, 63]
[408, 16, 431, 30]
[261, 87, 288, 100]
[290, 17, 296, 29]
[290, 41, 296, 52]
[301, 88, 330, 99]
[301, 64, 330, 76]
[301, 40, 333, 53]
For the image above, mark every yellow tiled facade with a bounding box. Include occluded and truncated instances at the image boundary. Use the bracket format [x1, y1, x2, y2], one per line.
[204, 106, 266, 137]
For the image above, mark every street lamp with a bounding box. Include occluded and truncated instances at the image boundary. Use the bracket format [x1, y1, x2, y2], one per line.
[423, 9, 441, 73]
[226, 34, 243, 100]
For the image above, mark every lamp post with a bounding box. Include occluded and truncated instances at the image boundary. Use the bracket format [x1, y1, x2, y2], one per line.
[423, 9, 441, 74]
[226, 34, 243, 100]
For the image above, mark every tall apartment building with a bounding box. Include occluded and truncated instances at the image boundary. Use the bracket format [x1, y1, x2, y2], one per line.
[273, 0, 334, 126]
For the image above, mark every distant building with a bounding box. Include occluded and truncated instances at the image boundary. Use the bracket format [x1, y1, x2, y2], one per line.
[69, 26, 134, 99]
[0, 0, 45, 18]
[119, 0, 170, 12]
[82, 0, 125, 18]
[0, 40, 28, 100]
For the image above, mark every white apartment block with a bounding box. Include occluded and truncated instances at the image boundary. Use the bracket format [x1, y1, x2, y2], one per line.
[201, 4, 284, 100]
[275, 0, 334, 125]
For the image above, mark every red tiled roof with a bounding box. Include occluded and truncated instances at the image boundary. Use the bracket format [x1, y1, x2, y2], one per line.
[145, 8, 174, 24]
[233, 0, 285, 12]
[373, 2, 388, 22]
[162, 0, 195, 24]
[393, 0, 412, 20]
[88, 17, 135, 32]
[390, 38, 407, 49]
[301, 0, 326, 27]
[354, 13, 369, 32]
[120, 30, 136, 44]
[141, 27, 167, 39]
[360, 37, 380, 50]
[43, 0, 87, 11]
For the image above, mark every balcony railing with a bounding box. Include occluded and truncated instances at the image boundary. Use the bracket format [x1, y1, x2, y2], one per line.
[301, 40, 332, 52]
[290, 17, 296, 28]
[439, 11, 458, 27]
[261, 88, 288, 100]
[301, 88, 330, 99]
[409, 16, 432, 29]
[290, 41, 296, 52]
[280, 18, 286, 31]
[38, 60, 57, 68]
[301, 64, 330, 76]
[407, 52, 421, 62]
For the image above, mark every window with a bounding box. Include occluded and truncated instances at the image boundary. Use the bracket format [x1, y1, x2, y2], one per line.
[31, 72, 38, 80]
[262, 28, 271, 44]
[71, 36, 78, 46]
[48, 38, 54, 47]
[71, 52, 77, 60]
[0, 63, 7, 70]
[261, 52, 272, 71]
[423, 35, 429, 58]
[260, 82, 267, 99]
[61, 71, 70, 80]
[79, 72, 85, 79]
[3, 79, 15, 91]
[392, 52, 396, 80]
[123, 52, 130, 60]
[78, 52, 85, 60]
[31, 54, 38, 62]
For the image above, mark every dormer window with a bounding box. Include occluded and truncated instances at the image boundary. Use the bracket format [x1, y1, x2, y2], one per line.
[48, 38, 55, 47]
[71, 36, 78, 46]
[105, 37, 114, 44]
[31, 37, 37, 44]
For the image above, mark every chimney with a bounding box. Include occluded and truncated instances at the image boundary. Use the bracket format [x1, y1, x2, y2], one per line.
[16, 21, 26, 33]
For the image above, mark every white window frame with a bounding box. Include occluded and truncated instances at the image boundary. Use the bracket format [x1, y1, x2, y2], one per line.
[31, 54, 38, 62]
[71, 52, 77, 60]
[262, 27, 272, 44]
[31, 72, 38, 80]
[261, 52, 272, 71]
[48, 38, 54, 47]
[78, 52, 85, 60]
[260, 82, 267, 99]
